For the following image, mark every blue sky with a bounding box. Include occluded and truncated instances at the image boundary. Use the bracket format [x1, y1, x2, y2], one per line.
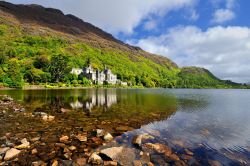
[6, 0, 250, 83]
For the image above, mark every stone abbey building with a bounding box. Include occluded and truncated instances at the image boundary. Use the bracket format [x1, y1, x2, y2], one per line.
[71, 65, 117, 85]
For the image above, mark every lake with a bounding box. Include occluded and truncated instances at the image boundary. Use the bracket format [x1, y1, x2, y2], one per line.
[0, 89, 249, 165]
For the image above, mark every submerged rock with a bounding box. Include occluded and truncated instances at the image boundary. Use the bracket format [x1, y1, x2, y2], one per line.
[88, 153, 103, 165]
[0, 147, 10, 155]
[76, 157, 87, 166]
[42, 115, 55, 122]
[96, 129, 105, 137]
[76, 134, 87, 142]
[15, 138, 30, 149]
[103, 133, 113, 141]
[2, 96, 13, 102]
[4, 148, 21, 161]
[59, 135, 69, 143]
[100, 147, 123, 160]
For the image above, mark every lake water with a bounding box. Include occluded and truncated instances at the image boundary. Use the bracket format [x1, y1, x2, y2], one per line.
[0, 89, 249, 165]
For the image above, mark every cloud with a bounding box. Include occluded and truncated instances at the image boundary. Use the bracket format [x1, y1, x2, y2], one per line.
[128, 26, 250, 83]
[6, 0, 197, 34]
[210, 0, 236, 24]
[211, 9, 235, 23]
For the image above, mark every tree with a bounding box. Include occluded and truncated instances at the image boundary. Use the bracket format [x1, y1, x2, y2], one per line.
[6, 58, 24, 88]
[49, 54, 69, 83]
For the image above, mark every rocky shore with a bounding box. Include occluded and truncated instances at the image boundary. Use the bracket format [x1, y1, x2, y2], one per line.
[0, 95, 233, 166]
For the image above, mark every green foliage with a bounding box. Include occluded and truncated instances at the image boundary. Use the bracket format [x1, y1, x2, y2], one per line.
[0, 22, 243, 89]
[49, 54, 70, 83]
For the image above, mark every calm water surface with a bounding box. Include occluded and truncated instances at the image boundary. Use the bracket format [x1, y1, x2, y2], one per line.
[0, 88, 249, 165]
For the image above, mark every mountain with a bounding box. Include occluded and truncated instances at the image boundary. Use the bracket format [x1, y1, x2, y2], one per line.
[0, 2, 242, 88]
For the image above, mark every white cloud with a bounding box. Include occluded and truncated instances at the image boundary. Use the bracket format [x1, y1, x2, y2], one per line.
[128, 26, 250, 83]
[6, 0, 197, 34]
[212, 9, 235, 23]
[189, 10, 199, 21]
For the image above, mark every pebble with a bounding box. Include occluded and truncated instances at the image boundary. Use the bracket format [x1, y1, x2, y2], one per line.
[96, 129, 105, 137]
[100, 147, 123, 160]
[76, 134, 87, 142]
[31, 148, 38, 155]
[4, 148, 21, 161]
[52, 160, 58, 166]
[88, 153, 103, 165]
[68, 146, 77, 151]
[76, 158, 87, 166]
[0, 147, 10, 155]
[103, 133, 113, 141]
[59, 135, 69, 143]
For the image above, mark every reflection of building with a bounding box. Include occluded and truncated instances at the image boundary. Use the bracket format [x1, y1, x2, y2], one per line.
[70, 100, 83, 109]
[69, 89, 117, 112]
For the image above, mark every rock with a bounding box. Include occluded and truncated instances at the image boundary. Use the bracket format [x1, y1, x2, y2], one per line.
[100, 147, 123, 160]
[88, 153, 103, 165]
[52, 160, 58, 166]
[42, 115, 55, 122]
[76, 157, 87, 166]
[32, 161, 46, 166]
[133, 160, 143, 166]
[103, 161, 118, 166]
[139, 152, 150, 163]
[63, 147, 70, 153]
[115, 126, 134, 132]
[132, 135, 143, 147]
[4, 148, 21, 161]
[68, 146, 76, 151]
[208, 160, 222, 166]
[31, 148, 38, 155]
[2, 96, 13, 102]
[147, 162, 154, 166]
[54, 143, 66, 148]
[184, 149, 193, 156]
[103, 133, 113, 141]
[168, 153, 180, 161]
[64, 153, 72, 159]
[0, 147, 10, 155]
[96, 129, 105, 137]
[61, 108, 71, 113]
[76, 134, 87, 142]
[15, 138, 30, 149]
[31, 137, 41, 142]
[171, 140, 185, 147]
[59, 135, 69, 143]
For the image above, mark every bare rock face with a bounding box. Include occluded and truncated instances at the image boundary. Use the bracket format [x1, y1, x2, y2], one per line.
[4, 148, 21, 161]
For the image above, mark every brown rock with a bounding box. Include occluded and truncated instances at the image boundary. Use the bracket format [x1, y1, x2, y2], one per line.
[103, 161, 118, 166]
[88, 153, 103, 165]
[208, 160, 222, 166]
[76, 157, 87, 166]
[4, 148, 21, 161]
[54, 143, 66, 148]
[59, 135, 69, 143]
[100, 147, 123, 160]
[115, 126, 134, 132]
[68, 146, 77, 151]
[133, 160, 143, 166]
[52, 160, 58, 166]
[103, 133, 113, 141]
[31, 148, 38, 155]
[0, 147, 10, 155]
[184, 149, 193, 156]
[76, 134, 87, 142]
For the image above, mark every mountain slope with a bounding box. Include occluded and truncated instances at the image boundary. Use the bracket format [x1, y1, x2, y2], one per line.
[0, 2, 241, 88]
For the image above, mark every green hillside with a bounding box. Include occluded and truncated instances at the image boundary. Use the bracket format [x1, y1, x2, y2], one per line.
[0, 2, 244, 89]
